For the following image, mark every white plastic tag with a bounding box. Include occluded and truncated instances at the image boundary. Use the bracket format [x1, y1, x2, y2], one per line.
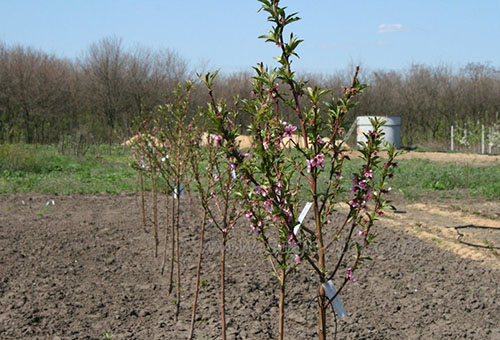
[293, 202, 312, 235]
[322, 280, 347, 318]
[173, 183, 185, 199]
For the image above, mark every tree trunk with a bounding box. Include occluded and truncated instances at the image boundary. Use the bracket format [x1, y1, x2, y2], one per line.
[188, 209, 207, 340]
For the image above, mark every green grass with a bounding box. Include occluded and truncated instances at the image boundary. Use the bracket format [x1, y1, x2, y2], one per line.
[1, 143, 499, 201]
[0, 143, 138, 194]
[389, 159, 500, 200]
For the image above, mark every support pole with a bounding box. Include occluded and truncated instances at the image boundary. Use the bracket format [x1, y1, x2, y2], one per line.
[481, 124, 485, 154]
[451, 125, 454, 152]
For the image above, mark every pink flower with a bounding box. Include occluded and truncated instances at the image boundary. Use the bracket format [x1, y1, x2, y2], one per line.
[349, 200, 360, 208]
[364, 170, 373, 179]
[288, 233, 297, 248]
[359, 180, 367, 190]
[346, 268, 356, 282]
[295, 254, 301, 264]
[255, 186, 268, 197]
[283, 209, 292, 222]
[307, 154, 325, 173]
[213, 135, 222, 146]
[263, 137, 270, 150]
[245, 211, 252, 220]
[240, 152, 252, 158]
[283, 124, 297, 138]
[263, 199, 273, 212]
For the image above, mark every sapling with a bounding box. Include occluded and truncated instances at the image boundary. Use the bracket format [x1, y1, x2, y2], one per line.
[192, 97, 244, 340]
[151, 80, 196, 319]
[200, 1, 400, 339]
[186, 122, 217, 340]
[129, 132, 160, 256]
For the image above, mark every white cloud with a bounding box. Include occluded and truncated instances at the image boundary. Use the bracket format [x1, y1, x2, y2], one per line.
[377, 24, 405, 34]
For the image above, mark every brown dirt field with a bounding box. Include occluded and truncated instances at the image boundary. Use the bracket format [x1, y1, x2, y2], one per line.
[1, 193, 499, 339]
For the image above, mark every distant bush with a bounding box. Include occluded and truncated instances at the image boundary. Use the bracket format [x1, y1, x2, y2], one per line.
[0, 144, 69, 173]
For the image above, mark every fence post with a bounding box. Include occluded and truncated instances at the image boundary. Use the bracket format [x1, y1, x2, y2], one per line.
[481, 124, 485, 154]
[451, 125, 454, 152]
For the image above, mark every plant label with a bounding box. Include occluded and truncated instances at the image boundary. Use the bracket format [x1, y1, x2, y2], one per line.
[322, 280, 348, 318]
[293, 202, 312, 235]
[174, 183, 185, 199]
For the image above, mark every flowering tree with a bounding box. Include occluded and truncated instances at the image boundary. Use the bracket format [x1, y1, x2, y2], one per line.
[187, 109, 244, 340]
[200, 1, 399, 339]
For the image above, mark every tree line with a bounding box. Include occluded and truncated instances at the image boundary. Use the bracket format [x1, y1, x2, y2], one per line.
[1, 38, 499, 148]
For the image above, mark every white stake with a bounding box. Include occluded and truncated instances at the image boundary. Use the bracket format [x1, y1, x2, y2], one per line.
[293, 202, 313, 235]
[451, 125, 454, 151]
[174, 183, 185, 199]
[322, 280, 348, 318]
[481, 124, 485, 154]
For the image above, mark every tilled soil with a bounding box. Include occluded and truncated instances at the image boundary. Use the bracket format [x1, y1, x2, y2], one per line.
[0, 193, 499, 339]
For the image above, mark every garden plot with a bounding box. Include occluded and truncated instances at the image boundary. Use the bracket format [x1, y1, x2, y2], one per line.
[0, 193, 498, 339]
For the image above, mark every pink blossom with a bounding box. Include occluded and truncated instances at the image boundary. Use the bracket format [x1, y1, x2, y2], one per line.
[255, 186, 268, 197]
[295, 254, 301, 264]
[307, 154, 326, 172]
[346, 268, 356, 282]
[283, 209, 292, 222]
[283, 124, 297, 138]
[359, 179, 367, 190]
[263, 137, 270, 150]
[274, 184, 282, 195]
[288, 233, 297, 248]
[250, 224, 258, 233]
[240, 152, 252, 158]
[213, 135, 222, 146]
[245, 211, 252, 220]
[349, 200, 360, 208]
[263, 199, 273, 212]
[364, 169, 373, 179]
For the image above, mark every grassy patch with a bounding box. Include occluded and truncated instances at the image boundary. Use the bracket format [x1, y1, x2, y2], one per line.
[0, 144, 138, 194]
[1, 144, 499, 201]
[389, 159, 500, 200]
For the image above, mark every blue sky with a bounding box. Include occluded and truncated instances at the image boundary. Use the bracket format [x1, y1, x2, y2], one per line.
[1, 0, 499, 74]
